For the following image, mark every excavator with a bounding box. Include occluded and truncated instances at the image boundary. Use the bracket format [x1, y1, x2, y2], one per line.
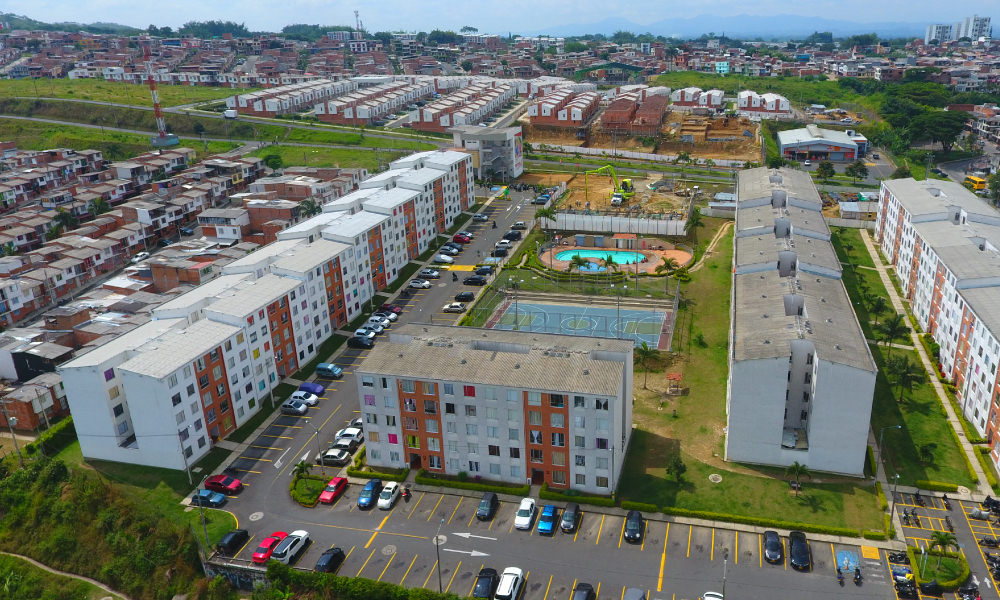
[584, 165, 635, 206]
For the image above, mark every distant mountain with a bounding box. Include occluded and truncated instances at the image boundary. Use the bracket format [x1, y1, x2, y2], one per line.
[527, 13, 930, 40]
[0, 12, 141, 35]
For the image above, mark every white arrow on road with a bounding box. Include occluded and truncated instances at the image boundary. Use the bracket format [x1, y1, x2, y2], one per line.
[442, 548, 489, 557]
[453, 532, 497, 541]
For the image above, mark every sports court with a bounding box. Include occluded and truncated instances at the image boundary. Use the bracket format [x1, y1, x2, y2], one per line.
[487, 300, 671, 348]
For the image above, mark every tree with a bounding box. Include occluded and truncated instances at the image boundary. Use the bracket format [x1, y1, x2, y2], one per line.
[1, 242, 16, 256]
[53, 208, 77, 230]
[685, 207, 703, 244]
[601, 253, 618, 291]
[816, 160, 835, 182]
[989, 173, 1000, 206]
[910, 111, 970, 154]
[868, 296, 888, 327]
[564, 41, 588, 53]
[928, 531, 959, 568]
[890, 165, 912, 179]
[534, 207, 556, 226]
[461, 60, 474, 73]
[90, 198, 111, 216]
[635, 342, 658, 389]
[262, 153, 283, 170]
[766, 155, 787, 168]
[292, 460, 311, 479]
[877, 314, 909, 358]
[784, 461, 811, 496]
[192, 122, 205, 135]
[460, 26, 479, 33]
[299, 199, 322, 217]
[655, 256, 679, 276]
[918, 442, 937, 464]
[667, 454, 687, 482]
[845, 160, 869, 183]
[886, 356, 924, 404]
[566, 255, 591, 292]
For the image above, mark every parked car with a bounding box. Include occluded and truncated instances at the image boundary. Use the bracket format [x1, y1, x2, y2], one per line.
[378, 481, 402, 509]
[872, 153, 880, 159]
[475, 265, 495, 276]
[333, 437, 358, 454]
[180, 226, 195, 236]
[491, 247, 509, 258]
[380, 303, 403, 314]
[495, 239, 512, 249]
[453, 234, 471, 243]
[789, 530, 811, 570]
[560, 502, 580, 533]
[495, 567, 525, 600]
[503, 230, 522, 241]
[463, 275, 487, 286]
[419, 268, 441, 279]
[216, 529, 249, 556]
[360, 323, 384, 335]
[191, 489, 227, 508]
[763, 530, 783, 564]
[290, 391, 319, 406]
[318, 477, 348, 504]
[315, 448, 350, 467]
[130, 252, 150, 264]
[803, 160, 812, 166]
[623, 588, 647, 600]
[349, 416, 363, 430]
[571, 582, 596, 600]
[280, 399, 308, 415]
[443, 241, 463, 251]
[410, 279, 432, 289]
[314, 546, 346, 573]
[471, 567, 499, 598]
[473, 213, 490, 222]
[511, 221, 527, 230]
[439, 246, 460, 256]
[537, 504, 558, 535]
[205, 474, 243, 494]
[514, 497, 536, 530]
[252, 532, 288, 564]
[372, 310, 398, 322]
[624, 510, 644, 543]
[442, 302, 467, 313]
[298, 381, 325, 396]
[476, 492, 499, 521]
[157, 238, 174, 248]
[335, 427, 364, 444]
[347, 336, 374, 349]
[271, 529, 310, 565]
[315, 363, 343, 379]
[455, 291, 475, 302]
[357, 479, 383, 509]
[457, 230, 474, 239]
[367, 315, 391, 328]
[354, 328, 376, 341]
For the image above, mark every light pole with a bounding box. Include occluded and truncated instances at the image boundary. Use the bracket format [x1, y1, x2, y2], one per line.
[511, 278, 523, 330]
[434, 517, 445, 593]
[877, 424, 901, 475]
[197, 474, 210, 550]
[888, 473, 901, 539]
[0, 400, 24, 468]
[307, 421, 326, 478]
[722, 548, 729, 599]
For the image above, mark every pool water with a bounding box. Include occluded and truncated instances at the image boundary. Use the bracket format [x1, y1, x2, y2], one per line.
[555, 249, 646, 271]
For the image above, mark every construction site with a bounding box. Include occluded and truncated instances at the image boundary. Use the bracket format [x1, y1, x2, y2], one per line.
[518, 168, 694, 216]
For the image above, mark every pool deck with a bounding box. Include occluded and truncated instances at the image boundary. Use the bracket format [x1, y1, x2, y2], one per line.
[540, 244, 693, 274]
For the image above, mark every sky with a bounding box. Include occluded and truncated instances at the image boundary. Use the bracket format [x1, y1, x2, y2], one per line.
[11, 0, 999, 33]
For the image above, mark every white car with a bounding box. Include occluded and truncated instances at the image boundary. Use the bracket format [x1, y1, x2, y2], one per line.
[290, 391, 319, 406]
[433, 254, 455, 264]
[372, 311, 398, 322]
[270, 529, 310, 565]
[367, 315, 391, 328]
[335, 426, 364, 444]
[442, 302, 466, 313]
[377, 481, 401, 509]
[410, 279, 432, 289]
[130, 252, 150, 264]
[495, 567, 524, 600]
[495, 240, 512, 249]
[701, 593, 724, 600]
[514, 497, 536, 530]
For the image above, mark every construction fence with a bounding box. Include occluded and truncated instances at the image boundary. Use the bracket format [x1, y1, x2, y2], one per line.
[531, 143, 747, 167]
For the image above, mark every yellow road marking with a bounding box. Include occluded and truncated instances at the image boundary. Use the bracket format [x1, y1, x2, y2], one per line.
[376, 551, 396, 581]
[356, 548, 376, 577]
[640, 522, 647, 551]
[278, 405, 340, 477]
[543, 574, 553, 600]
[241, 456, 272, 462]
[618, 519, 625, 548]
[711, 529, 715, 561]
[423, 559, 438, 588]
[830, 543, 836, 569]
[235, 534, 255, 558]
[447, 497, 463, 525]
[291, 518, 429, 541]
[573, 517, 581, 542]
[445, 560, 461, 593]
[427, 495, 444, 522]
[657, 523, 669, 592]
[469, 563, 484, 596]
[467, 510, 477, 528]
[783, 539, 787, 570]
[365, 515, 391, 548]
[759, 534, 762, 568]
[596, 582, 601, 598]
[344, 545, 355, 562]
[621, 586, 626, 600]
[596, 514, 605, 545]
[490, 503, 500, 530]
[250, 445, 283, 451]
[408, 492, 425, 519]
[233, 468, 261, 474]
[400, 555, 418, 585]
[258, 434, 293, 439]
[735, 531, 738, 564]
[686, 525, 692, 558]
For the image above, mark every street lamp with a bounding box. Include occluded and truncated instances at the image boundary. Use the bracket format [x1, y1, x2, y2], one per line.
[877, 424, 901, 475]
[511, 278, 524, 330]
[888, 473, 901, 539]
[307, 421, 325, 478]
[434, 517, 445, 593]
[196, 474, 210, 551]
[722, 548, 729, 599]
[0, 400, 24, 468]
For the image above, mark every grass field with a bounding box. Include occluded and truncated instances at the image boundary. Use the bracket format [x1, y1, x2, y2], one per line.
[0, 554, 126, 600]
[0, 78, 248, 107]
[250, 144, 406, 170]
[0, 119, 238, 161]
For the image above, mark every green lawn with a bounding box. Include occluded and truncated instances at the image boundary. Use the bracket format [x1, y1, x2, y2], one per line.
[283, 127, 436, 150]
[831, 227, 876, 268]
[250, 144, 404, 170]
[0, 554, 126, 600]
[0, 78, 249, 107]
[913, 553, 965, 584]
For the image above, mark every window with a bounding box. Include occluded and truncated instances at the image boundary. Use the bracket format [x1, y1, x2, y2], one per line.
[573, 416, 585, 428]
[551, 433, 565, 447]
[385, 396, 395, 408]
[552, 451, 566, 466]
[468, 461, 480, 472]
[186, 384, 195, 397]
[596, 438, 609, 450]
[171, 393, 181, 406]
[528, 411, 542, 425]
[576, 473, 586, 485]
[550, 413, 565, 428]
[168, 374, 178, 388]
[401, 379, 415, 393]
[404, 417, 418, 430]
[386, 415, 396, 427]
[596, 456, 609, 469]
[362, 376, 374, 388]
[364, 394, 375, 406]
[446, 403, 455, 414]
[552, 471, 567, 485]
[488, 445, 500, 456]
[511, 466, 521, 478]
[365, 413, 378, 425]
[113, 403, 124, 417]
[212, 366, 222, 379]
[575, 435, 585, 448]
[423, 419, 438, 433]
[802, 391, 810, 402]
[575, 455, 586, 466]
[387, 433, 399, 444]
[447, 440, 458, 453]
[443, 383, 454, 395]
[549, 394, 564, 408]
[116, 421, 129, 435]
[506, 389, 518, 402]
[103, 368, 114, 381]
[596, 418, 609, 432]
[486, 425, 498, 438]
[465, 405, 477, 417]
[463, 385, 476, 397]
[193, 418, 203, 431]
[429, 455, 442, 469]
[217, 383, 226, 397]
[403, 398, 416, 412]
[507, 408, 519, 421]
[428, 438, 440, 452]
[406, 435, 420, 448]
[530, 449, 544, 463]
[528, 391, 541, 405]
[424, 400, 437, 414]
[368, 432, 380, 443]
[509, 447, 520, 459]
[422, 381, 435, 394]
[486, 407, 497, 419]
[466, 423, 478, 435]
[529, 430, 542, 444]
[206, 408, 216, 424]
[446, 421, 457, 433]
[509, 428, 519, 440]
[199, 375, 210, 389]
[595, 398, 609, 410]
[489, 463, 501, 475]
[574, 395, 585, 408]
[596, 476, 609, 488]
[219, 399, 229, 413]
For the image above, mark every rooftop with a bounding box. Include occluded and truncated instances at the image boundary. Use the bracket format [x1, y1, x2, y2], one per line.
[882, 178, 984, 218]
[272, 239, 351, 273]
[203, 274, 300, 317]
[58, 317, 188, 368]
[118, 318, 240, 379]
[777, 124, 859, 148]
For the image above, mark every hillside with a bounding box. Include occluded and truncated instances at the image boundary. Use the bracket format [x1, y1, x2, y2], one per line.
[0, 12, 140, 35]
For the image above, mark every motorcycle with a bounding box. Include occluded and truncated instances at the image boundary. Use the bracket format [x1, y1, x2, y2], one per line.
[853, 567, 862, 585]
[888, 552, 910, 564]
[946, 515, 954, 531]
[912, 512, 921, 528]
[903, 511, 911, 526]
[980, 536, 1000, 548]
[943, 494, 952, 510]
[492, 221, 497, 229]
[452, 272, 458, 282]
[895, 583, 918, 599]
[836, 568, 844, 586]
[919, 579, 942, 596]
[915, 491, 925, 507]
[402, 486, 411, 501]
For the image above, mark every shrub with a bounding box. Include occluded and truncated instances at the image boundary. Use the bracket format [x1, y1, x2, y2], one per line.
[539, 482, 615, 507]
[289, 474, 327, 507]
[621, 501, 658, 512]
[23, 417, 75, 456]
[906, 546, 970, 590]
[414, 469, 530, 496]
[914, 480, 959, 492]
[974, 447, 1000, 490]
[875, 481, 888, 511]
[862, 529, 887, 540]
[866, 446, 876, 478]
[655, 505, 858, 537]
[948, 427, 980, 483]
[345, 447, 409, 481]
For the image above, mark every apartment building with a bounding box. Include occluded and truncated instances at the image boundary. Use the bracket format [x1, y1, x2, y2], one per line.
[357, 325, 633, 493]
[450, 125, 525, 181]
[527, 89, 601, 127]
[736, 90, 792, 120]
[726, 168, 876, 475]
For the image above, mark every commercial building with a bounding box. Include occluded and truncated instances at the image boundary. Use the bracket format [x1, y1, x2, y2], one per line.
[357, 325, 633, 493]
[726, 168, 876, 475]
[449, 125, 524, 181]
[777, 125, 868, 162]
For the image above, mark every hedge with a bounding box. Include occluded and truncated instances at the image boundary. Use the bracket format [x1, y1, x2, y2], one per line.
[655, 505, 858, 538]
[289, 474, 327, 507]
[975, 446, 1000, 491]
[23, 417, 75, 456]
[906, 546, 970, 591]
[914, 480, 959, 492]
[539, 482, 615, 507]
[949, 426, 980, 483]
[862, 529, 887, 540]
[414, 469, 530, 496]
[345, 447, 410, 481]
[875, 481, 888, 511]
[269, 562, 462, 600]
[866, 446, 876, 478]
[621, 501, 659, 513]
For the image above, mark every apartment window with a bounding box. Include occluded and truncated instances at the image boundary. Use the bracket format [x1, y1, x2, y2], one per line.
[463, 385, 476, 397]
[422, 381, 435, 395]
[387, 434, 398, 445]
[199, 375, 210, 389]
[168, 374, 178, 388]
[206, 408, 216, 424]
[193, 418, 202, 431]
[212, 366, 222, 379]
[552, 471, 567, 485]
[404, 417, 418, 430]
[424, 400, 437, 414]
[113, 403, 124, 417]
[800, 410, 808, 420]
[804, 372, 811, 384]
[390, 451, 401, 462]
[386, 415, 396, 427]
[511, 466, 521, 478]
[596, 456, 609, 470]
[186, 384, 195, 397]
[596, 418, 609, 432]
[362, 376, 374, 388]
[196, 358, 206, 371]
[530, 449, 544, 463]
[486, 407, 497, 420]
[364, 394, 376, 406]
[401, 379, 415, 393]
[447, 440, 458, 453]
[385, 396, 395, 408]
[551, 433, 565, 447]
[468, 461, 480, 473]
[596, 399, 609, 410]
[426, 419, 439, 433]
[429, 455, 442, 469]
[406, 435, 420, 448]
[528, 411, 542, 425]
[575, 473, 586, 485]
[116, 421, 129, 435]
[552, 451, 566, 466]
[446, 421, 457, 433]
[509, 428, 519, 441]
[574, 395, 585, 408]
[529, 430, 542, 444]
[489, 463, 501, 475]
[216, 383, 226, 397]
[573, 416, 585, 428]
[171, 393, 182, 406]
[443, 383, 454, 395]
[507, 389, 518, 402]
[528, 391, 541, 405]
[509, 447, 520, 459]
[575, 435, 585, 448]
[446, 403, 455, 414]
[596, 476, 609, 488]
[550, 414, 565, 428]
[802, 392, 810, 402]
[507, 408, 519, 421]
[486, 425, 498, 438]
[219, 399, 230, 413]
[403, 398, 416, 412]
[466, 423, 478, 436]
[428, 438, 440, 452]
[365, 413, 378, 425]
[575, 455, 586, 467]
[488, 445, 500, 456]
[465, 405, 477, 417]
[596, 438, 609, 450]
[103, 368, 115, 382]
[549, 394, 565, 408]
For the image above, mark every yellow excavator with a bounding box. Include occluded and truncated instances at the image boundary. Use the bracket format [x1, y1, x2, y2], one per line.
[584, 165, 635, 206]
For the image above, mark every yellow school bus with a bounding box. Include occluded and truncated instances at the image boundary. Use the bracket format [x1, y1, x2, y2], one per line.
[965, 175, 987, 190]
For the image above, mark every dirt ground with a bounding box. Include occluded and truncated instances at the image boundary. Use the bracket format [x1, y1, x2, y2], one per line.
[515, 173, 574, 187]
[555, 173, 690, 215]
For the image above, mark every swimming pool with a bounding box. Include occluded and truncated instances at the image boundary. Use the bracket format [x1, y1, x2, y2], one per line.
[555, 249, 646, 263]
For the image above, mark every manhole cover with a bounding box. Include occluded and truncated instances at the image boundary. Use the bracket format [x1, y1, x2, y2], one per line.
[958, 486, 971, 495]
[708, 473, 723, 483]
[382, 544, 396, 556]
[249, 511, 264, 522]
[433, 534, 447, 546]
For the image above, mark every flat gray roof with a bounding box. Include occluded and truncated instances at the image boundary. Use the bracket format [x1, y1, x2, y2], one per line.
[735, 233, 841, 274]
[959, 287, 1000, 339]
[118, 318, 240, 379]
[737, 167, 822, 206]
[882, 178, 983, 218]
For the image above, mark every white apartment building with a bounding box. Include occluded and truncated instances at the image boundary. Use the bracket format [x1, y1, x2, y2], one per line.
[726, 168, 877, 475]
[357, 325, 633, 493]
[925, 24, 955, 44]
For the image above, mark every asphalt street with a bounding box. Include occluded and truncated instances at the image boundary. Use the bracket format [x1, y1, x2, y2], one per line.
[206, 187, 900, 599]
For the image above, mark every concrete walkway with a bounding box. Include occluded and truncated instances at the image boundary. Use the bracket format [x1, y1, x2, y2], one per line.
[859, 229, 992, 497]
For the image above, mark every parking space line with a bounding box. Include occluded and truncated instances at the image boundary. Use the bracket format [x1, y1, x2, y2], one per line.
[734, 531, 738, 564]
[250, 445, 283, 451]
[830, 543, 836, 570]
[422, 559, 438, 588]
[467, 510, 477, 528]
[542, 574, 553, 600]
[469, 563, 484, 597]
[687, 526, 692, 558]
[234, 534, 255, 558]
[377, 552, 396, 581]
[400, 555, 418, 586]
[407, 492, 425, 519]
[595, 514, 605, 545]
[344, 545, 355, 562]
[596, 582, 601, 597]
[355, 548, 376, 577]
[241, 456, 272, 462]
[657, 523, 669, 592]
[711, 529, 715, 561]
[258, 434, 293, 439]
[365, 515, 390, 548]
[570, 578, 578, 600]
[640, 523, 647, 551]
[621, 586, 626, 600]
[447, 497, 463, 525]
[573, 518, 581, 543]
[783, 539, 787, 570]
[233, 468, 261, 474]
[489, 503, 501, 530]
[759, 534, 762, 568]
[618, 519, 625, 548]
[427, 495, 444, 522]
[445, 560, 461, 593]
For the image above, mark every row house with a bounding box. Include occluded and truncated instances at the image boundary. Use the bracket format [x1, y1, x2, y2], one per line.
[316, 80, 435, 126]
[737, 90, 792, 120]
[409, 83, 517, 133]
[225, 79, 355, 117]
[0, 373, 70, 432]
[528, 89, 601, 127]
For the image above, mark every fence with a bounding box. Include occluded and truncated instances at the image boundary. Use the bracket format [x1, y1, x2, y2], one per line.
[532, 143, 746, 167]
[824, 217, 876, 230]
[546, 212, 687, 236]
[204, 556, 271, 590]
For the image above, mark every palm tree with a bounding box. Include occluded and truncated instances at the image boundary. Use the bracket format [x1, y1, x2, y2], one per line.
[887, 357, 924, 404]
[634, 342, 658, 389]
[928, 531, 959, 568]
[655, 256, 679, 276]
[785, 461, 811, 496]
[534, 207, 556, 226]
[877, 314, 909, 359]
[91, 198, 111, 215]
[685, 207, 703, 244]
[868, 296, 889, 327]
[566, 254, 591, 292]
[292, 460, 311, 480]
[53, 208, 78, 231]
[601, 253, 618, 293]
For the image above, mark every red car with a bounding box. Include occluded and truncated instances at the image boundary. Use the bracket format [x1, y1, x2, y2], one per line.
[318, 477, 348, 504]
[453, 234, 471, 243]
[252, 531, 288, 564]
[379, 303, 403, 314]
[204, 474, 243, 494]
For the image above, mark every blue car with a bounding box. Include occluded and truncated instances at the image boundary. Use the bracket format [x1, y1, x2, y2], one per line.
[357, 479, 383, 510]
[316, 363, 343, 379]
[537, 504, 558, 535]
[191, 489, 227, 508]
[299, 381, 325, 396]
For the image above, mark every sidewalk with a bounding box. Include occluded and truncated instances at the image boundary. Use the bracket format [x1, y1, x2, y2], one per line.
[859, 229, 992, 497]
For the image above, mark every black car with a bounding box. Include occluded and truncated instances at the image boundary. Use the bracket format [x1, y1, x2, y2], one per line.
[180, 226, 195, 236]
[472, 567, 500, 598]
[347, 336, 374, 349]
[314, 546, 346, 573]
[475, 265, 495, 276]
[789, 530, 810, 570]
[463, 275, 487, 286]
[560, 502, 580, 533]
[503, 230, 522, 241]
[157, 238, 174, 247]
[571, 583, 596, 600]
[491, 247, 509, 258]
[443, 241, 463, 250]
[763, 530, 783, 564]
[216, 529, 249, 556]
[476, 492, 499, 521]
[623, 510, 644, 543]
[455, 291, 475, 302]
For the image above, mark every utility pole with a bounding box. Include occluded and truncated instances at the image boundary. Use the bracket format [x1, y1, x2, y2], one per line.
[434, 518, 445, 593]
[0, 398, 24, 467]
